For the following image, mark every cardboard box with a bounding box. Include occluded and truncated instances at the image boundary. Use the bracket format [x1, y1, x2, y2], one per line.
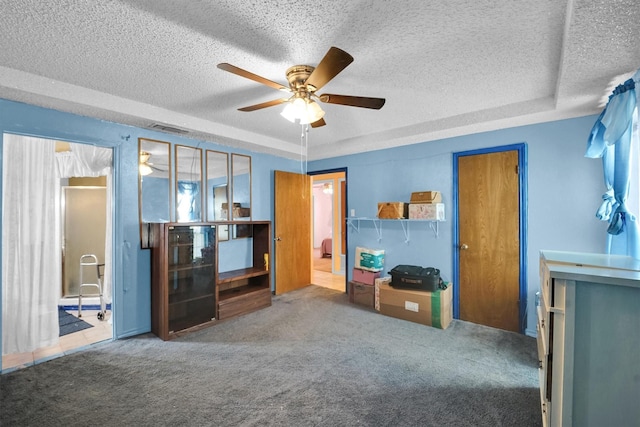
[353, 268, 381, 285]
[377, 202, 408, 219]
[349, 281, 375, 308]
[355, 246, 385, 272]
[410, 191, 442, 204]
[232, 207, 251, 218]
[221, 202, 241, 209]
[408, 203, 445, 220]
[378, 282, 453, 329]
[221, 207, 251, 218]
[374, 276, 391, 311]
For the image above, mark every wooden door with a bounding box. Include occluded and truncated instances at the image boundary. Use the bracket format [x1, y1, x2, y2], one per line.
[340, 180, 347, 256]
[274, 170, 312, 295]
[458, 150, 520, 332]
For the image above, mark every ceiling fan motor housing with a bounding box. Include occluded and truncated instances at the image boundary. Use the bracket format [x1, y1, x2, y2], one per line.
[286, 65, 316, 93]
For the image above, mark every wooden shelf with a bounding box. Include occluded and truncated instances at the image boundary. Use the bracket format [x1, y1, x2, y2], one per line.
[168, 262, 213, 272]
[218, 267, 269, 284]
[169, 292, 214, 306]
[219, 283, 268, 301]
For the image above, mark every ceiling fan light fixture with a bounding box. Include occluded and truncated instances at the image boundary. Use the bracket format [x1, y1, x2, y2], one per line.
[280, 97, 325, 124]
[139, 163, 153, 176]
[303, 100, 325, 124]
[280, 101, 299, 123]
[140, 151, 151, 163]
[139, 150, 154, 176]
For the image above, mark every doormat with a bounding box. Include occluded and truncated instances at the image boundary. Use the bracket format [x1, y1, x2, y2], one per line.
[58, 307, 93, 337]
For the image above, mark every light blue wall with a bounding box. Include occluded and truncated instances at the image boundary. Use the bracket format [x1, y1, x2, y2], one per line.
[0, 95, 608, 346]
[0, 98, 299, 357]
[141, 176, 171, 222]
[310, 115, 606, 335]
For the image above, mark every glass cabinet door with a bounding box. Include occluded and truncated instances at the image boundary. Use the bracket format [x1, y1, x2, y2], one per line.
[167, 225, 216, 333]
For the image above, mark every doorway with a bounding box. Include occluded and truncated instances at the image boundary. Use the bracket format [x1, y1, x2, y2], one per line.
[62, 184, 107, 297]
[453, 144, 527, 333]
[309, 169, 347, 292]
[1, 135, 114, 371]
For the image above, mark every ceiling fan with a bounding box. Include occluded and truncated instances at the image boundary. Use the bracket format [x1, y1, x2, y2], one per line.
[217, 47, 385, 128]
[139, 151, 165, 176]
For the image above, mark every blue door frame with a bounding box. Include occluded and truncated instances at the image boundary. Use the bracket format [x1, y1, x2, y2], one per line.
[452, 143, 528, 333]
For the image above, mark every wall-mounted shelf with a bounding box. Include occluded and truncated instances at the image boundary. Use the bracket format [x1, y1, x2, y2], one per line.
[346, 217, 443, 243]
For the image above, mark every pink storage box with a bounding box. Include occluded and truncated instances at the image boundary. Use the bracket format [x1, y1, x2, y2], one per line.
[352, 268, 381, 285]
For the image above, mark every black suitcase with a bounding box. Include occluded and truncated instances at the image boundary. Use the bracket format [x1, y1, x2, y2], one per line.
[389, 265, 443, 292]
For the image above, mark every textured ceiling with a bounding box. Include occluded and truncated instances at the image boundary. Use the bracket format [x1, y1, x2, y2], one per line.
[0, 0, 638, 160]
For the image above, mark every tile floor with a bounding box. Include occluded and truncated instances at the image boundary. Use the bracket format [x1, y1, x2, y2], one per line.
[312, 250, 346, 292]
[2, 309, 113, 373]
[312, 268, 347, 292]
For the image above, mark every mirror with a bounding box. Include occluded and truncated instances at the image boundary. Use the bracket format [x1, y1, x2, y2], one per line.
[139, 138, 172, 224]
[231, 154, 252, 225]
[206, 150, 229, 240]
[175, 145, 203, 222]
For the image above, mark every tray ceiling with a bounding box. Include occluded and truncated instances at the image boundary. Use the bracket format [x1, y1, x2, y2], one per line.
[0, 1, 638, 160]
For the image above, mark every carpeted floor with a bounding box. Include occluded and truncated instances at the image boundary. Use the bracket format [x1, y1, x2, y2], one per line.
[58, 307, 93, 337]
[2, 285, 541, 426]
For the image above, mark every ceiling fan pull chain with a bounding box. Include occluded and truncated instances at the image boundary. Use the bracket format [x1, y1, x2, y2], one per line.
[299, 123, 309, 175]
[298, 124, 309, 199]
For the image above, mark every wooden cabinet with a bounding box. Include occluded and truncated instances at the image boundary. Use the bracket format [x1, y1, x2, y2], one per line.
[149, 221, 272, 340]
[150, 223, 217, 340]
[538, 250, 640, 427]
[216, 221, 272, 320]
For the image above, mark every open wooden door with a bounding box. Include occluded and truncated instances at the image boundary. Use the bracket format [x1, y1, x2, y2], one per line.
[457, 149, 521, 332]
[341, 180, 347, 257]
[274, 170, 312, 295]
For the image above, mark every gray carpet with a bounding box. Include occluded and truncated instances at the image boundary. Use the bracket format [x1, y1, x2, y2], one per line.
[1, 285, 541, 426]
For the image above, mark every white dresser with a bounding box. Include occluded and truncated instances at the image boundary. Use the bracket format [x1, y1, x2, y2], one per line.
[538, 250, 640, 427]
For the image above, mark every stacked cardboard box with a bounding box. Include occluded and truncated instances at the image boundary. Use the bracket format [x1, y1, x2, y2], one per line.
[376, 279, 453, 329]
[349, 247, 385, 309]
[355, 246, 385, 272]
[348, 281, 375, 308]
[221, 202, 251, 219]
[408, 191, 445, 220]
[349, 271, 378, 308]
[377, 202, 408, 219]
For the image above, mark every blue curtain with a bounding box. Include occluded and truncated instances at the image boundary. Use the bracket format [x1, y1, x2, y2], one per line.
[585, 71, 640, 258]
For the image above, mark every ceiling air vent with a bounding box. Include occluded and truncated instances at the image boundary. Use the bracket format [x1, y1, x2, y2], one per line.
[148, 123, 189, 135]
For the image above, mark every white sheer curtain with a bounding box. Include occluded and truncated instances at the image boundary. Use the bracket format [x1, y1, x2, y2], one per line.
[56, 143, 113, 302]
[2, 134, 61, 354]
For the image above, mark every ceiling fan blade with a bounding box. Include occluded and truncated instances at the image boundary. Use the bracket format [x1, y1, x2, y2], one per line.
[319, 94, 385, 110]
[238, 98, 289, 112]
[217, 63, 289, 91]
[305, 47, 354, 92]
[310, 118, 326, 128]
